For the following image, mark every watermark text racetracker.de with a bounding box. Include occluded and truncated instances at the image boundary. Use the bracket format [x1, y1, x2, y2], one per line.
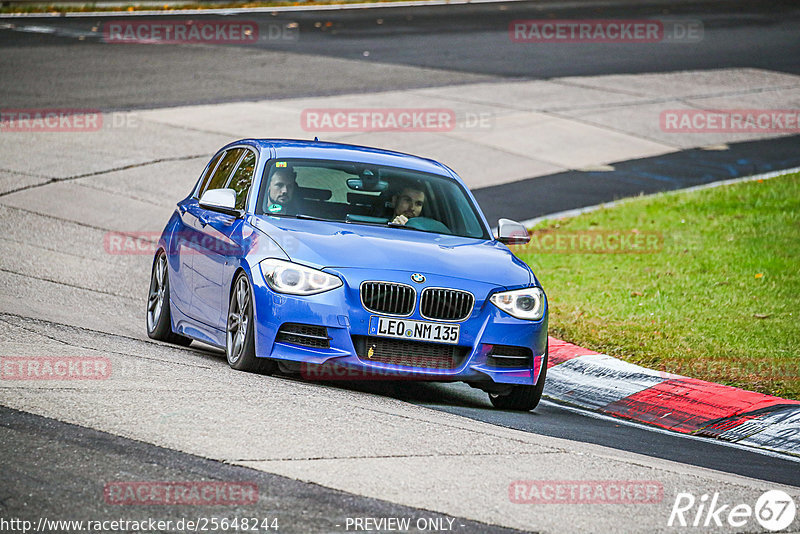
[1, 356, 111, 380]
[0, 355, 209, 382]
[509, 229, 663, 254]
[300, 361, 455, 381]
[102, 20, 298, 44]
[660, 109, 800, 133]
[103, 230, 298, 256]
[104, 481, 257, 506]
[509, 480, 664, 504]
[300, 108, 494, 133]
[509, 19, 703, 43]
[0, 109, 137, 132]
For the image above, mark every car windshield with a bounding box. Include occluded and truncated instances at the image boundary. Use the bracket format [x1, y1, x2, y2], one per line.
[255, 158, 490, 239]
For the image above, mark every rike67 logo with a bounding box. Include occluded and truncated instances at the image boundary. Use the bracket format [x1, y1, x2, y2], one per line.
[668, 490, 797, 531]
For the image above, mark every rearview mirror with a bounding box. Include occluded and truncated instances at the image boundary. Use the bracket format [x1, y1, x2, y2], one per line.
[496, 218, 530, 245]
[199, 188, 241, 217]
[346, 177, 389, 192]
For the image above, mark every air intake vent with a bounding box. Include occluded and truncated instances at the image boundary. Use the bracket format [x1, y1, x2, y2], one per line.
[275, 323, 330, 349]
[486, 345, 533, 368]
[420, 288, 474, 321]
[352, 336, 468, 370]
[360, 282, 415, 316]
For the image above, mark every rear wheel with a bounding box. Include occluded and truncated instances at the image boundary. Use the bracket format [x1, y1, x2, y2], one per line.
[226, 272, 276, 374]
[488, 350, 548, 411]
[146, 251, 192, 346]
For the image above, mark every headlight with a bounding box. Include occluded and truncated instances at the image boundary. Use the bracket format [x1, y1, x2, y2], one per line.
[489, 287, 545, 321]
[260, 258, 342, 295]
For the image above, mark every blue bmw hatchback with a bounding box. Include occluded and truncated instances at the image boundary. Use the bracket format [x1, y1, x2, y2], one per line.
[147, 139, 548, 410]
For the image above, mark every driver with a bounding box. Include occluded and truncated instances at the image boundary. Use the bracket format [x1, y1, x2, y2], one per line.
[390, 184, 425, 226]
[265, 167, 298, 214]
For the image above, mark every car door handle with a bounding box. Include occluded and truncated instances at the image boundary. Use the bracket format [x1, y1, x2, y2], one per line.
[198, 215, 209, 227]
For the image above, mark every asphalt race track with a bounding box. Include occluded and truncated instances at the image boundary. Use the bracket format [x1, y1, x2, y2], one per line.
[1, 0, 799, 532]
[1, 0, 799, 108]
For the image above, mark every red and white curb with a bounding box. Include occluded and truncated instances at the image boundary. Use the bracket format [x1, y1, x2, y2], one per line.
[544, 337, 800, 457]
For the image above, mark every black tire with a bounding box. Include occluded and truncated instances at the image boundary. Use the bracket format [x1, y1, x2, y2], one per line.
[226, 272, 276, 374]
[146, 250, 193, 346]
[489, 349, 548, 411]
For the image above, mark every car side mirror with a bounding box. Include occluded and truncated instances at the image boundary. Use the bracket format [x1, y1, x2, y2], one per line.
[496, 218, 530, 245]
[199, 188, 241, 217]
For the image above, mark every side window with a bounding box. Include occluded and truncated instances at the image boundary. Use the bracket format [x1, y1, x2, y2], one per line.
[195, 151, 223, 198]
[226, 150, 256, 210]
[201, 148, 245, 197]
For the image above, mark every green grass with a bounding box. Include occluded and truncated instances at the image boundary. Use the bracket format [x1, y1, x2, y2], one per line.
[516, 172, 800, 399]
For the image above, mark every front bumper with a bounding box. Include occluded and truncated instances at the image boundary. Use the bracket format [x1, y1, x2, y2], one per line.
[250, 266, 547, 386]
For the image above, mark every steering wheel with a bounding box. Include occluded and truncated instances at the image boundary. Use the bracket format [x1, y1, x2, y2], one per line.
[406, 216, 451, 234]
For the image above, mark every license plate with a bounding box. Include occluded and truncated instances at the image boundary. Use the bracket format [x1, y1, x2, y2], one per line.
[368, 316, 460, 345]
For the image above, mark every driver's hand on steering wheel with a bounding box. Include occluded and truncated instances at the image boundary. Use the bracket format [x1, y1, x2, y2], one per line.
[391, 215, 409, 225]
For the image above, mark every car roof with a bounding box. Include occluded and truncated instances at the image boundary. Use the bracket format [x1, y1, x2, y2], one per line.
[225, 138, 459, 181]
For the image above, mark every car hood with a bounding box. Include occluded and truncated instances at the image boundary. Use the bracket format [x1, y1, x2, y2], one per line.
[251, 216, 532, 287]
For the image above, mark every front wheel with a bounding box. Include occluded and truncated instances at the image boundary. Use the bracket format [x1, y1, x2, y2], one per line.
[146, 251, 192, 346]
[226, 272, 275, 374]
[488, 351, 548, 411]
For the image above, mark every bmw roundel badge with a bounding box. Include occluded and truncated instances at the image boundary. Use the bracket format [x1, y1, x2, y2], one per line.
[411, 273, 425, 283]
